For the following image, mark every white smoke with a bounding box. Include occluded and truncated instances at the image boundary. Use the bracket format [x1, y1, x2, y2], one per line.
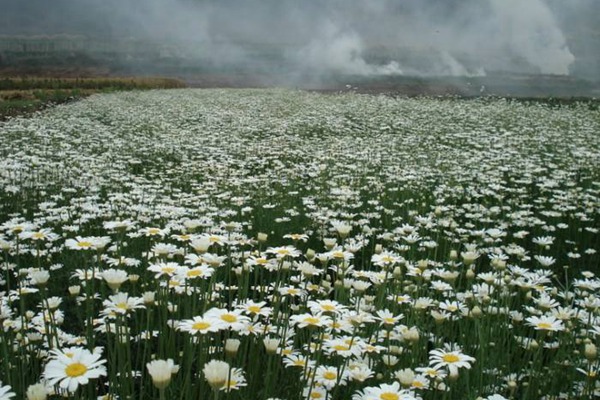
[437, 51, 486, 77]
[294, 0, 575, 77]
[0, 0, 586, 78]
[296, 22, 403, 76]
[487, 0, 575, 75]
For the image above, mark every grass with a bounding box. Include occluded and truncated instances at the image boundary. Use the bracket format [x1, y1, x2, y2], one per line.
[0, 77, 186, 120]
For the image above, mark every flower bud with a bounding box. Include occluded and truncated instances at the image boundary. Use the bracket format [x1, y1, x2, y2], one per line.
[203, 360, 230, 390]
[492, 259, 506, 270]
[382, 355, 399, 367]
[402, 327, 420, 343]
[585, 343, 597, 361]
[225, 339, 241, 357]
[323, 238, 337, 250]
[394, 368, 415, 387]
[31, 270, 51, 287]
[263, 338, 281, 354]
[143, 291, 156, 305]
[26, 383, 48, 400]
[146, 358, 178, 390]
[466, 269, 475, 280]
[449, 250, 458, 261]
[471, 306, 483, 318]
[374, 244, 383, 254]
[68, 285, 81, 296]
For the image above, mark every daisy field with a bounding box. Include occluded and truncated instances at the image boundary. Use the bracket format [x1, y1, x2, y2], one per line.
[0, 89, 599, 399]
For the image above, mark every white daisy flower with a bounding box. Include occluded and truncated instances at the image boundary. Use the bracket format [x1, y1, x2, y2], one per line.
[43, 347, 107, 393]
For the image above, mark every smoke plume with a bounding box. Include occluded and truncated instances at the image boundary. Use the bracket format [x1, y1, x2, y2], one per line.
[0, 0, 597, 80]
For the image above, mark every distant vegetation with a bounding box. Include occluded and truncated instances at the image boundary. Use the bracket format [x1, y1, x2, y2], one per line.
[0, 76, 186, 120]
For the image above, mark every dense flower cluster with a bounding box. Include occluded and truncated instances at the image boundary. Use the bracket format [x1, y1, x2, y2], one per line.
[0, 89, 598, 399]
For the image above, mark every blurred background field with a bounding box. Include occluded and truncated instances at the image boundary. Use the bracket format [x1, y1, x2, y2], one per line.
[0, 76, 185, 120]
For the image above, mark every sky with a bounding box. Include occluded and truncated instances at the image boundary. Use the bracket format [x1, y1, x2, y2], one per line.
[0, 0, 598, 79]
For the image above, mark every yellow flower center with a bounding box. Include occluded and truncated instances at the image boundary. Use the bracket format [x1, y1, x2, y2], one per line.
[226, 379, 237, 388]
[77, 241, 93, 248]
[310, 392, 324, 399]
[322, 371, 337, 380]
[333, 344, 350, 351]
[383, 317, 396, 324]
[221, 314, 238, 323]
[148, 228, 161, 235]
[412, 380, 425, 388]
[380, 392, 399, 400]
[276, 249, 290, 255]
[256, 258, 268, 265]
[192, 321, 210, 331]
[32, 232, 45, 239]
[187, 269, 203, 277]
[116, 302, 128, 310]
[442, 354, 460, 363]
[247, 305, 261, 313]
[321, 304, 336, 312]
[331, 251, 344, 259]
[65, 362, 88, 377]
[304, 317, 320, 325]
[537, 322, 552, 330]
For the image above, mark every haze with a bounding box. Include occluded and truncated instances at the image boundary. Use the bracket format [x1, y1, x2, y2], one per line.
[0, 0, 598, 80]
